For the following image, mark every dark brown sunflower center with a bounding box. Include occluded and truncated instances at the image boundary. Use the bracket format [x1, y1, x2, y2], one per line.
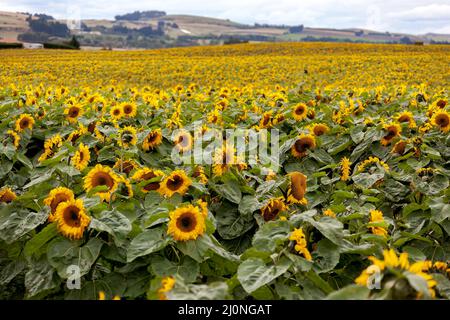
[92, 172, 114, 189]
[121, 132, 133, 143]
[290, 175, 306, 200]
[295, 106, 305, 115]
[141, 172, 160, 191]
[167, 175, 184, 191]
[147, 133, 158, 143]
[20, 119, 29, 128]
[262, 116, 270, 125]
[398, 115, 410, 122]
[0, 192, 15, 203]
[63, 206, 81, 227]
[436, 115, 449, 127]
[177, 135, 189, 147]
[294, 139, 313, 153]
[124, 105, 133, 114]
[176, 213, 197, 232]
[69, 107, 79, 118]
[113, 109, 120, 115]
[314, 126, 326, 136]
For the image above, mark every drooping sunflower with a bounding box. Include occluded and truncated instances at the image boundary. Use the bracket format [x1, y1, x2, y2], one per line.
[71, 143, 90, 171]
[54, 199, 90, 240]
[192, 166, 208, 184]
[310, 123, 329, 136]
[259, 111, 273, 128]
[381, 123, 401, 146]
[64, 104, 84, 123]
[340, 157, 351, 181]
[117, 176, 134, 198]
[113, 158, 139, 175]
[131, 167, 165, 193]
[121, 102, 137, 118]
[39, 134, 63, 162]
[84, 164, 119, 201]
[369, 209, 388, 237]
[358, 156, 390, 173]
[261, 197, 287, 221]
[431, 110, 450, 133]
[43, 187, 75, 221]
[6, 130, 20, 148]
[287, 172, 308, 205]
[110, 105, 123, 120]
[323, 209, 336, 218]
[392, 140, 408, 155]
[142, 128, 163, 151]
[291, 134, 316, 158]
[160, 170, 192, 197]
[289, 228, 312, 261]
[396, 111, 416, 128]
[0, 187, 17, 203]
[173, 130, 193, 153]
[15, 114, 35, 132]
[292, 103, 308, 121]
[157, 276, 176, 300]
[67, 125, 87, 144]
[118, 126, 137, 148]
[167, 205, 206, 241]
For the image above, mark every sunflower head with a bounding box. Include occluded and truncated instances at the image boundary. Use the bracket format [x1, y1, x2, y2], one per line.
[310, 123, 329, 136]
[291, 134, 316, 158]
[64, 105, 83, 123]
[173, 130, 193, 153]
[392, 140, 408, 155]
[261, 197, 287, 221]
[84, 164, 119, 201]
[0, 187, 17, 203]
[287, 172, 308, 205]
[167, 205, 206, 241]
[55, 199, 90, 240]
[113, 159, 138, 175]
[381, 123, 401, 146]
[15, 114, 35, 132]
[131, 168, 165, 193]
[71, 143, 90, 171]
[110, 105, 123, 120]
[118, 126, 137, 148]
[6, 130, 20, 149]
[43, 187, 75, 221]
[142, 128, 163, 151]
[160, 170, 192, 198]
[431, 110, 450, 133]
[293, 103, 308, 121]
[121, 102, 137, 118]
[259, 111, 273, 128]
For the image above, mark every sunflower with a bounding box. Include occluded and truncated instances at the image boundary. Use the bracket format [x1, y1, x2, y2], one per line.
[117, 176, 134, 198]
[121, 102, 137, 118]
[118, 126, 137, 148]
[15, 114, 35, 132]
[39, 134, 63, 162]
[289, 228, 312, 261]
[64, 104, 84, 123]
[369, 209, 388, 237]
[54, 199, 90, 240]
[287, 172, 308, 205]
[160, 170, 192, 197]
[6, 130, 20, 148]
[71, 143, 90, 171]
[173, 130, 193, 153]
[431, 110, 450, 133]
[113, 158, 138, 175]
[392, 140, 407, 155]
[84, 164, 119, 201]
[358, 156, 390, 173]
[67, 125, 87, 144]
[310, 123, 329, 136]
[142, 128, 163, 151]
[381, 123, 401, 146]
[259, 111, 273, 128]
[131, 167, 165, 193]
[291, 134, 316, 158]
[167, 205, 206, 241]
[196, 199, 209, 217]
[323, 209, 336, 218]
[110, 105, 123, 120]
[396, 111, 416, 128]
[292, 103, 308, 121]
[192, 166, 208, 184]
[94, 118, 118, 142]
[43, 187, 75, 221]
[157, 276, 176, 300]
[0, 187, 17, 203]
[340, 157, 351, 181]
[212, 144, 235, 176]
[261, 197, 287, 221]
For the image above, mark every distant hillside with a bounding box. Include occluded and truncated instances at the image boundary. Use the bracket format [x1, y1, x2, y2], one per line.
[1, 10, 450, 49]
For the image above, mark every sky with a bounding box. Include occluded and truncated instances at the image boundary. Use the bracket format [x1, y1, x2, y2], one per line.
[1, 0, 450, 34]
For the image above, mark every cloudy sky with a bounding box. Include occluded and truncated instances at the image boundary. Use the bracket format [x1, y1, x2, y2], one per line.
[1, 0, 450, 34]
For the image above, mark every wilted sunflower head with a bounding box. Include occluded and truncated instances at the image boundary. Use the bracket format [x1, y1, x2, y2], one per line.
[292, 103, 308, 121]
[261, 197, 287, 221]
[131, 168, 164, 193]
[0, 187, 17, 203]
[84, 164, 119, 201]
[167, 205, 206, 241]
[291, 134, 316, 158]
[55, 199, 90, 240]
[160, 170, 192, 198]
[431, 110, 450, 133]
[287, 172, 308, 205]
[142, 128, 163, 151]
[118, 126, 137, 148]
[15, 114, 35, 132]
[392, 140, 408, 155]
[113, 159, 138, 175]
[43, 187, 75, 220]
[173, 130, 193, 153]
[381, 123, 401, 146]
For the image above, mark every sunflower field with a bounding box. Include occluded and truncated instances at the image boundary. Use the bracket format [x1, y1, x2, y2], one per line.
[0, 43, 450, 300]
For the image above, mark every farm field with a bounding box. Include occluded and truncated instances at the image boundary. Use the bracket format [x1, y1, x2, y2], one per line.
[0, 42, 449, 300]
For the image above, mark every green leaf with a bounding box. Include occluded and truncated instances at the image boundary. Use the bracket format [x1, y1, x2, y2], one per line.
[212, 180, 242, 204]
[47, 237, 103, 278]
[24, 223, 58, 259]
[430, 197, 450, 223]
[25, 259, 60, 298]
[151, 255, 199, 282]
[237, 257, 292, 293]
[252, 220, 290, 252]
[90, 210, 132, 239]
[127, 227, 169, 262]
[215, 201, 254, 240]
[15, 152, 33, 170]
[313, 238, 340, 273]
[0, 208, 48, 243]
[238, 195, 261, 216]
[326, 285, 370, 300]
